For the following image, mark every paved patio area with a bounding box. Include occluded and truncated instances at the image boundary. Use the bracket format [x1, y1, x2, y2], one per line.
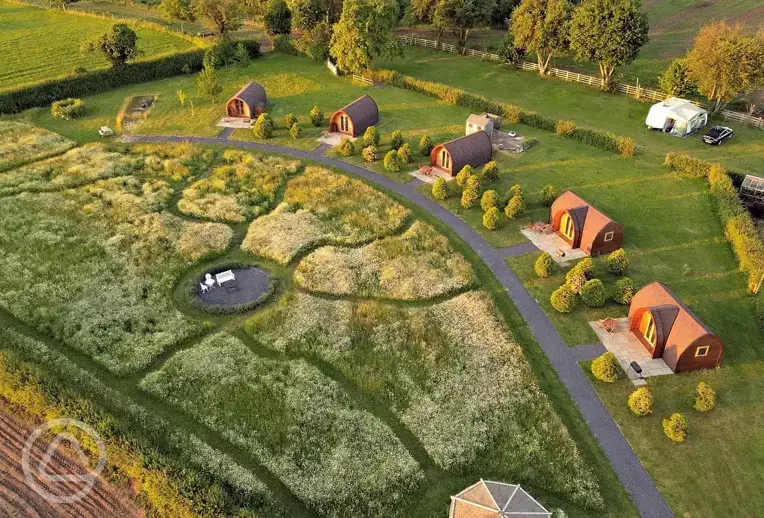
[216, 117, 254, 129]
[519, 228, 588, 266]
[408, 167, 451, 184]
[589, 317, 674, 386]
[491, 130, 525, 153]
[316, 131, 354, 146]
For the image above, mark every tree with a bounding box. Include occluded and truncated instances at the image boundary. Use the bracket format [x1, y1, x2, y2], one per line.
[606, 248, 629, 275]
[433, 0, 493, 50]
[412, 0, 448, 46]
[196, 64, 222, 99]
[290, 122, 302, 138]
[253, 113, 274, 138]
[511, 0, 571, 76]
[364, 126, 380, 147]
[687, 22, 764, 113]
[569, 0, 648, 89]
[432, 177, 449, 199]
[83, 24, 137, 68]
[330, 0, 403, 74]
[628, 387, 653, 416]
[550, 284, 576, 313]
[534, 252, 555, 277]
[265, 0, 292, 39]
[483, 207, 501, 230]
[296, 21, 333, 60]
[491, 0, 519, 29]
[419, 135, 433, 155]
[161, 0, 196, 33]
[658, 58, 694, 97]
[580, 278, 606, 307]
[193, 0, 243, 40]
[481, 190, 499, 211]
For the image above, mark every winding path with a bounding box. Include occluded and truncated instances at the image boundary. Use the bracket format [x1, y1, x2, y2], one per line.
[124, 135, 672, 518]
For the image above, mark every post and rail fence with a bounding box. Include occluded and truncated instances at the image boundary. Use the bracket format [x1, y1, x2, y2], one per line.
[398, 35, 764, 130]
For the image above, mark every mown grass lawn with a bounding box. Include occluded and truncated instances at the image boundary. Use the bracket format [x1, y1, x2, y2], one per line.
[0, 1, 198, 91]
[584, 361, 764, 518]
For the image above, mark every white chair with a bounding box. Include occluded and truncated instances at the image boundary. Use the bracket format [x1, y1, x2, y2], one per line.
[200, 282, 210, 293]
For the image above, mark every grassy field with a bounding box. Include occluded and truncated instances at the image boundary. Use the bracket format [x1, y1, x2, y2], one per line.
[0, 1, 198, 91]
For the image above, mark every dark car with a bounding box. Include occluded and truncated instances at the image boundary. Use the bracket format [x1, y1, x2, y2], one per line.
[702, 126, 734, 145]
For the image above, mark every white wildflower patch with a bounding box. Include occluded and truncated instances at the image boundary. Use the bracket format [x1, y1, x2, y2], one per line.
[0, 120, 74, 171]
[295, 221, 475, 300]
[176, 222, 233, 262]
[141, 334, 423, 517]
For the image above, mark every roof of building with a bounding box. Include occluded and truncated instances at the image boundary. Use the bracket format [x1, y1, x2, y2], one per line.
[467, 114, 492, 127]
[440, 131, 493, 172]
[450, 480, 551, 518]
[550, 191, 617, 248]
[230, 82, 267, 106]
[336, 95, 379, 132]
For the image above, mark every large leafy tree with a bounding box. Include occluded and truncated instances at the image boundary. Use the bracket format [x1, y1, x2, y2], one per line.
[83, 24, 138, 68]
[490, 0, 519, 28]
[329, 0, 402, 74]
[433, 0, 493, 50]
[161, 0, 196, 33]
[569, 0, 648, 89]
[686, 22, 764, 113]
[511, 0, 571, 76]
[193, 0, 243, 40]
[265, 0, 293, 38]
[657, 58, 694, 97]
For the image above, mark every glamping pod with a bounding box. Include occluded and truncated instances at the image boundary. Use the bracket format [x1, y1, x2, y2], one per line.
[645, 97, 708, 137]
[329, 95, 379, 137]
[549, 191, 623, 255]
[226, 82, 267, 119]
[628, 282, 723, 372]
[430, 131, 493, 176]
[450, 480, 551, 518]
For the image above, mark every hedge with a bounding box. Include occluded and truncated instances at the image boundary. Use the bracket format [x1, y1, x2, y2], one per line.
[368, 68, 637, 156]
[0, 40, 261, 114]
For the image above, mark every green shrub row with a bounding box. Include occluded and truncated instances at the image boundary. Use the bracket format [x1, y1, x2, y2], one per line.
[368, 69, 637, 156]
[0, 40, 260, 114]
[665, 153, 764, 294]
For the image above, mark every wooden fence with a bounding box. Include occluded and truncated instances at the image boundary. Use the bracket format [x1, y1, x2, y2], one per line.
[352, 74, 373, 86]
[399, 35, 764, 129]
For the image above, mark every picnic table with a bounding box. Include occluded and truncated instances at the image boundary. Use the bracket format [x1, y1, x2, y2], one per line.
[418, 165, 433, 176]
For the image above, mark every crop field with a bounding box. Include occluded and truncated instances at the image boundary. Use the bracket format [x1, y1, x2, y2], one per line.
[0, 1, 198, 91]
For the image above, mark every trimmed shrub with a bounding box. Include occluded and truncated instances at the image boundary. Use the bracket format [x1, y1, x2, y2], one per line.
[616, 136, 637, 157]
[252, 113, 274, 139]
[363, 126, 380, 147]
[663, 413, 688, 442]
[337, 137, 355, 157]
[555, 119, 576, 135]
[461, 183, 479, 209]
[613, 277, 635, 305]
[591, 352, 620, 382]
[455, 165, 474, 187]
[580, 279, 607, 307]
[607, 248, 629, 276]
[503, 103, 522, 123]
[284, 113, 298, 129]
[755, 294, 764, 329]
[694, 382, 716, 413]
[480, 190, 499, 211]
[508, 183, 523, 198]
[432, 177, 448, 200]
[628, 387, 653, 416]
[398, 143, 413, 164]
[534, 252, 555, 278]
[481, 161, 499, 182]
[418, 135, 433, 156]
[309, 106, 324, 126]
[390, 130, 404, 150]
[362, 145, 377, 162]
[504, 195, 526, 219]
[551, 284, 577, 313]
[483, 207, 501, 230]
[383, 149, 402, 172]
[290, 123, 302, 139]
[541, 184, 558, 206]
[519, 111, 556, 132]
[664, 152, 712, 178]
[50, 98, 86, 120]
[565, 269, 587, 294]
[574, 257, 596, 279]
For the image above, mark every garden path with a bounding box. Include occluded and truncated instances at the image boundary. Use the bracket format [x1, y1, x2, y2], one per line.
[122, 135, 673, 518]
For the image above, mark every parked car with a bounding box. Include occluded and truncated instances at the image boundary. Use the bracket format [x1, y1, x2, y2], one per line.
[702, 126, 734, 145]
[196, 29, 214, 38]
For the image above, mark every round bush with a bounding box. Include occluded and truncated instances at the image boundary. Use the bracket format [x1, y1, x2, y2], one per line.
[613, 277, 635, 305]
[337, 137, 355, 157]
[309, 105, 323, 126]
[565, 269, 587, 294]
[550, 284, 576, 313]
[480, 190, 499, 211]
[252, 113, 274, 139]
[363, 126, 380, 147]
[482, 161, 499, 182]
[389, 129, 404, 150]
[575, 257, 596, 279]
[362, 145, 377, 162]
[504, 195, 526, 219]
[534, 252, 555, 278]
[284, 113, 298, 129]
[289, 122, 301, 139]
[555, 119, 576, 135]
[455, 165, 473, 187]
[591, 352, 620, 382]
[607, 248, 629, 276]
[694, 382, 716, 412]
[628, 387, 653, 416]
[662, 413, 688, 442]
[508, 183, 523, 198]
[398, 143, 413, 164]
[580, 279, 607, 307]
[482, 207, 500, 230]
[51, 98, 86, 120]
[461, 184, 479, 209]
[432, 177, 448, 200]
[541, 184, 558, 206]
[419, 135, 433, 156]
[383, 149, 402, 172]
